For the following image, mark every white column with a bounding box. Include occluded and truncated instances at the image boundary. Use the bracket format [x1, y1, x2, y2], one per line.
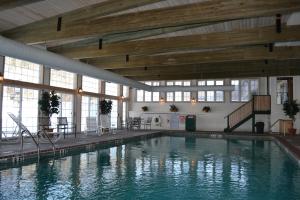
[75, 75, 82, 133]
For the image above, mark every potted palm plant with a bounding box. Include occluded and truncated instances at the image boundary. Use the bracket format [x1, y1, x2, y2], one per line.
[99, 100, 113, 131]
[283, 100, 299, 135]
[142, 106, 148, 112]
[169, 104, 178, 112]
[38, 90, 60, 131]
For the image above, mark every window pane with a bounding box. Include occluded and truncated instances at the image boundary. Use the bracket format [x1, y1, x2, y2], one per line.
[207, 80, 215, 86]
[167, 82, 174, 86]
[175, 91, 182, 102]
[175, 81, 182, 86]
[241, 80, 250, 102]
[105, 82, 119, 96]
[152, 81, 160, 86]
[166, 92, 174, 101]
[82, 76, 99, 93]
[183, 92, 191, 101]
[81, 96, 98, 131]
[183, 81, 191, 86]
[231, 80, 240, 101]
[50, 69, 75, 89]
[123, 86, 129, 97]
[153, 92, 160, 102]
[145, 91, 152, 102]
[198, 81, 205, 86]
[207, 91, 215, 101]
[216, 91, 224, 102]
[110, 100, 118, 128]
[51, 93, 74, 132]
[145, 81, 152, 86]
[4, 57, 41, 83]
[198, 91, 205, 102]
[250, 80, 258, 94]
[216, 80, 224, 85]
[137, 90, 144, 102]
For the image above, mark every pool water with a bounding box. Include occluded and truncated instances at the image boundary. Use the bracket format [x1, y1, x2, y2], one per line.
[0, 136, 299, 200]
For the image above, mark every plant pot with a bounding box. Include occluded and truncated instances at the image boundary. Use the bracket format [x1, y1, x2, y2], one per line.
[288, 128, 297, 135]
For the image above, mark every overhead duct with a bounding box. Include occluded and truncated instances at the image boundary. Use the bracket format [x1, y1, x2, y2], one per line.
[152, 86, 235, 92]
[0, 35, 151, 91]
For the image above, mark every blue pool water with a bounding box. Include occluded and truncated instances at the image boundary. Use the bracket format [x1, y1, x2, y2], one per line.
[0, 136, 299, 200]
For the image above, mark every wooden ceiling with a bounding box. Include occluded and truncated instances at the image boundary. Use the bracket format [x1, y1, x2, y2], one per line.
[1, 0, 300, 81]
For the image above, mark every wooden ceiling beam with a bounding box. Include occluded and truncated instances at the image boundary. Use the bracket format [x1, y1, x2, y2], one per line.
[1, 0, 163, 44]
[51, 25, 300, 59]
[85, 46, 300, 69]
[0, 0, 44, 11]
[3, 0, 300, 44]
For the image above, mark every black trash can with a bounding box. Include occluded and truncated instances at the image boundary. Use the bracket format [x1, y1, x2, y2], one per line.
[255, 122, 264, 134]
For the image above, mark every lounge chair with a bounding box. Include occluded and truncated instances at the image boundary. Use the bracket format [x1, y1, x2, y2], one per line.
[84, 117, 101, 136]
[99, 115, 111, 134]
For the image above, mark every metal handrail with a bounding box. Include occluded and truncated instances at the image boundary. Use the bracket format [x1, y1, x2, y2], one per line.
[8, 113, 40, 159]
[37, 130, 56, 155]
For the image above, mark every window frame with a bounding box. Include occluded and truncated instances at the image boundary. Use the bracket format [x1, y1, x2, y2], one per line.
[230, 79, 259, 102]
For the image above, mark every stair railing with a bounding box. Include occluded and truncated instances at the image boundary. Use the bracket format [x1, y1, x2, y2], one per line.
[225, 95, 271, 131]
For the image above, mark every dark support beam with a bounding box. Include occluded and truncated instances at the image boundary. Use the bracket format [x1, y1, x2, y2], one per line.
[57, 17, 62, 32]
[276, 14, 282, 33]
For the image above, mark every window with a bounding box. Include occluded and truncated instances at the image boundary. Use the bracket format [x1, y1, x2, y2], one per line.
[122, 102, 127, 124]
[81, 96, 98, 131]
[145, 91, 152, 102]
[110, 99, 118, 128]
[166, 81, 174, 86]
[4, 57, 41, 83]
[50, 69, 75, 89]
[2, 86, 39, 136]
[123, 86, 129, 97]
[137, 90, 144, 102]
[198, 80, 224, 102]
[82, 76, 100, 93]
[183, 92, 191, 102]
[105, 82, 119, 96]
[206, 91, 215, 102]
[51, 93, 74, 131]
[198, 91, 206, 102]
[166, 92, 174, 102]
[276, 79, 288, 104]
[175, 91, 182, 102]
[231, 79, 259, 102]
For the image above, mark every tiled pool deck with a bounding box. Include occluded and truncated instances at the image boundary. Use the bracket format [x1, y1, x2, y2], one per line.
[1, 130, 300, 166]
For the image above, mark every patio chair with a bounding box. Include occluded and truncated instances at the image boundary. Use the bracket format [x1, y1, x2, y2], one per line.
[131, 117, 141, 130]
[142, 117, 152, 130]
[57, 117, 77, 138]
[84, 117, 101, 136]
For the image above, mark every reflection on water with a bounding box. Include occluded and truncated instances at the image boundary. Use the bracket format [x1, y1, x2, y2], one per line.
[0, 137, 300, 200]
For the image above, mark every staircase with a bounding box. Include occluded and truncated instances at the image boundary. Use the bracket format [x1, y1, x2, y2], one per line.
[225, 95, 271, 133]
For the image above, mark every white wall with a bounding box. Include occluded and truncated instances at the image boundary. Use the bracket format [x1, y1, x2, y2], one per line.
[129, 76, 300, 133]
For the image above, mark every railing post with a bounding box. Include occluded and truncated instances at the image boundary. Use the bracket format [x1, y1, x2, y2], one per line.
[252, 98, 255, 133]
[227, 116, 230, 130]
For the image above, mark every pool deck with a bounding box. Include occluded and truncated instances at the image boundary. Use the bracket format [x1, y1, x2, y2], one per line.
[1, 130, 300, 166]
